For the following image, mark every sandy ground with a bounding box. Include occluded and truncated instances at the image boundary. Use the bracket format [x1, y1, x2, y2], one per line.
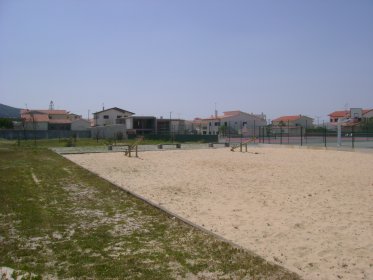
[64, 147, 373, 280]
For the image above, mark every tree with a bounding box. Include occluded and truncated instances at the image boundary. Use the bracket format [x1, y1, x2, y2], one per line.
[218, 125, 227, 136]
[0, 118, 14, 129]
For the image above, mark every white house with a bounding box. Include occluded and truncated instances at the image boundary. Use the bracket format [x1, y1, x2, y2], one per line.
[193, 110, 267, 136]
[93, 107, 135, 126]
[272, 115, 314, 128]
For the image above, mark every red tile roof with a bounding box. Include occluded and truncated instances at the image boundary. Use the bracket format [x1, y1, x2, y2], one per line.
[328, 111, 350, 118]
[272, 115, 302, 122]
[21, 114, 49, 122]
[223, 111, 240, 117]
[20, 109, 67, 115]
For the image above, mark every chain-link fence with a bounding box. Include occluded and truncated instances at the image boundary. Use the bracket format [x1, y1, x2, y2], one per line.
[221, 126, 373, 149]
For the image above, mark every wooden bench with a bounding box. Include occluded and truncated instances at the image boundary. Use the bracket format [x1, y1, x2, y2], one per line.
[157, 143, 181, 149]
[208, 142, 230, 147]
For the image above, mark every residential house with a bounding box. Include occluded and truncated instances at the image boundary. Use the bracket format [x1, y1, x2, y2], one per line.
[193, 110, 267, 136]
[93, 107, 135, 126]
[328, 108, 373, 124]
[20, 109, 71, 130]
[272, 115, 314, 128]
[328, 110, 349, 124]
[17, 109, 90, 131]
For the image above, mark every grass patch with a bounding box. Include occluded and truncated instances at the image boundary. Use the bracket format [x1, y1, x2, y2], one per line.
[0, 142, 300, 279]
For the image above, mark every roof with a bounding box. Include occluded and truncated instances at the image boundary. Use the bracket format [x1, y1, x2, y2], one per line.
[20, 109, 68, 115]
[20, 109, 72, 124]
[93, 107, 135, 115]
[21, 114, 50, 122]
[328, 111, 350, 118]
[362, 109, 373, 115]
[196, 110, 264, 121]
[272, 115, 302, 122]
[0, 103, 21, 118]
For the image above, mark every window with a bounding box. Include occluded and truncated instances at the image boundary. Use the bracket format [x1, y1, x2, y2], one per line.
[103, 115, 109, 119]
[214, 122, 220, 126]
[117, 115, 122, 118]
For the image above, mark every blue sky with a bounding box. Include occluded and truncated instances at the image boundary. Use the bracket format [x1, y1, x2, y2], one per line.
[1, 0, 372, 122]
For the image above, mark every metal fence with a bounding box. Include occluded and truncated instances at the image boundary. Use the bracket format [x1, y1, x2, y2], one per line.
[221, 126, 373, 149]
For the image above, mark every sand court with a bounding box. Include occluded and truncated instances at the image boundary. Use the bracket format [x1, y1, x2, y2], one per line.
[64, 147, 373, 280]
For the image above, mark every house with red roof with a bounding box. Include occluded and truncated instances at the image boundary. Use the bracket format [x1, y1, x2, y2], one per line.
[328, 108, 373, 124]
[272, 115, 314, 128]
[328, 110, 349, 123]
[18, 109, 89, 131]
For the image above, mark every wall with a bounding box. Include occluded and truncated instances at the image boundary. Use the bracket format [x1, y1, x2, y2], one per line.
[94, 109, 132, 126]
[71, 119, 91, 131]
[294, 117, 313, 128]
[91, 124, 127, 139]
[24, 122, 49, 130]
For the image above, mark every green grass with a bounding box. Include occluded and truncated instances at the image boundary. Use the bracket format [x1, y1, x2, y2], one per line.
[0, 142, 300, 279]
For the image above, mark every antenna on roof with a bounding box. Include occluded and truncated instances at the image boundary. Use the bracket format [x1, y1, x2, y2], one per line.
[102, 103, 105, 111]
[49, 101, 54, 110]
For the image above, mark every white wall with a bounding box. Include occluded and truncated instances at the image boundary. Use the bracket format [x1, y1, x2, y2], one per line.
[94, 109, 132, 126]
[71, 119, 90, 131]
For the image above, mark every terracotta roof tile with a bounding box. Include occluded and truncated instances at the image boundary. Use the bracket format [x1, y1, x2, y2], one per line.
[328, 111, 350, 118]
[272, 115, 302, 122]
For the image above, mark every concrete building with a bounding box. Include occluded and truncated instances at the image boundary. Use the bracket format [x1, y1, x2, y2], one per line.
[157, 118, 191, 134]
[126, 116, 157, 135]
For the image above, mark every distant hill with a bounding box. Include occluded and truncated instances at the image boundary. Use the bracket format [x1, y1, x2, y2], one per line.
[0, 103, 21, 118]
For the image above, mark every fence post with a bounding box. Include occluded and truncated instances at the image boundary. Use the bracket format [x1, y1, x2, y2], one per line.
[324, 125, 327, 147]
[352, 126, 355, 149]
[287, 121, 290, 144]
[301, 127, 303, 146]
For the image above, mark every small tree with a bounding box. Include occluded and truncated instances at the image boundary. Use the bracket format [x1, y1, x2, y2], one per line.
[218, 125, 227, 136]
[0, 118, 14, 129]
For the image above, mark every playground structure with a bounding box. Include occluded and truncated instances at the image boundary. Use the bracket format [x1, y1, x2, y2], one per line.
[124, 137, 144, 157]
[230, 137, 256, 152]
[107, 137, 143, 157]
